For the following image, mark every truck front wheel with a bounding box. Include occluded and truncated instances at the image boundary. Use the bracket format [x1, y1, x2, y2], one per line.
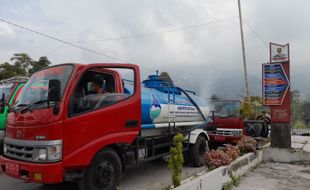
[190, 136, 209, 167]
[79, 148, 122, 190]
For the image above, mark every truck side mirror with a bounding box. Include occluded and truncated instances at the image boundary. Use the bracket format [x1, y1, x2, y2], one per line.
[48, 79, 61, 102]
[0, 93, 5, 113]
[0, 104, 4, 113]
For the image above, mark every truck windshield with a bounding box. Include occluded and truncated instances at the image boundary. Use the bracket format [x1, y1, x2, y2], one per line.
[15, 65, 73, 108]
[210, 101, 241, 117]
[0, 83, 15, 102]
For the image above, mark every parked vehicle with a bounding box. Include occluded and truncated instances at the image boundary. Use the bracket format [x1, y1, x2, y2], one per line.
[0, 76, 27, 154]
[207, 100, 269, 148]
[0, 63, 210, 190]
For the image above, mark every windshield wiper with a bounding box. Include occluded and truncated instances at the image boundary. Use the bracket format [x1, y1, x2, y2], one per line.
[8, 103, 29, 113]
[20, 100, 48, 114]
[226, 114, 239, 117]
[16, 104, 29, 107]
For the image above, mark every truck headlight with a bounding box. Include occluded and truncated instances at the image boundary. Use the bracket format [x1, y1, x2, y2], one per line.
[232, 131, 241, 136]
[38, 149, 47, 160]
[34, 144, 62, 162]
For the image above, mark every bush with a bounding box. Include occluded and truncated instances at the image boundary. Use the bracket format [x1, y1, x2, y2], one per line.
[168, 133, 184, 187]
[205, 136, 257, 170]
[225, 145, 240, 160]
[205, 149, 232, 169]
[237, 136, 257, 154]
[293, 120, 306, 129]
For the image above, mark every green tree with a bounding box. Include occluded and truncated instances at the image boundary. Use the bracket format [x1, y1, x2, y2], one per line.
[240, 96, 262, 119]
[10, 53, 33, 75]
[302, 101, 310, 127]
[0, 53, 51, 80]
[29, 56, 51, 74]
[0, 62, 23, 80]
[159, 71, 173, 84]
[291, 90, 303, 121]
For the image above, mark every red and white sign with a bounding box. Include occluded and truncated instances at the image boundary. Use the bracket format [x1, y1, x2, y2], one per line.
[270, 43, 289, 63]
[264, 42, 291, 123]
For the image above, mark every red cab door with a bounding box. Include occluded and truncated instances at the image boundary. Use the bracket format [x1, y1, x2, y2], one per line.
[62, 64, 141, 167]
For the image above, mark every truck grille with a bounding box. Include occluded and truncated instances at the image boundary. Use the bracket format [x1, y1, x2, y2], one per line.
[216, 129, 242, 136]
[5, 143, 34, 162]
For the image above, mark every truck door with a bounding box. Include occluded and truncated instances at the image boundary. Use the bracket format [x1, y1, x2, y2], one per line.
[63, 64, 141, 165]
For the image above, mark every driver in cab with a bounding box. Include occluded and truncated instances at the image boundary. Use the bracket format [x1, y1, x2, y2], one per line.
[91, 75, 105, 95]
[85, 75, 108, 108]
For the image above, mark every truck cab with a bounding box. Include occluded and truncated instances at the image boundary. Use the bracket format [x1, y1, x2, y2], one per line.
[208, 100, 269, 147]
[208, 100, 244, 145]
[0, 77, 27, 154]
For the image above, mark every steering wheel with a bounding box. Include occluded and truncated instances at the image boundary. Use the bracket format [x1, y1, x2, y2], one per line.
[94, 94, 128, 109]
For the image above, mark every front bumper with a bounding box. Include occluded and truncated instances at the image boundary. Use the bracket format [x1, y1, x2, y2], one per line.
[0, 156, 64, 184]
[208, 133, 241, 144]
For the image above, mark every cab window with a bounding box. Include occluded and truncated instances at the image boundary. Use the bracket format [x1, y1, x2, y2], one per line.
[69, 68, 134, 116]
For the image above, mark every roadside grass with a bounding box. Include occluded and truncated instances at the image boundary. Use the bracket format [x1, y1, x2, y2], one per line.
[222, 175, 241, 190]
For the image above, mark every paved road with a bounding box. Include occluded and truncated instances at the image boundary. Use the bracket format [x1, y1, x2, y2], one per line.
[0, 159, 206, 190]
[234, 135, 310, 190]
[234, 162, 310, 190]
[1, 135, 308, 190]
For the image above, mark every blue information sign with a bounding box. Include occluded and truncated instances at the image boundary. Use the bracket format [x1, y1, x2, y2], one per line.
[263, 63, 290, 105]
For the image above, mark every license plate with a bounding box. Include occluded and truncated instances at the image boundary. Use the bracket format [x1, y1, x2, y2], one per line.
[214, 136, 225, 141]
[6, 162, 19, 176]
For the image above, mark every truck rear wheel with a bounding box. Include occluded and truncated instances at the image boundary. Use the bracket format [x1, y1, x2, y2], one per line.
[78, 148, 122, 190]
[190, 136, 209, 167]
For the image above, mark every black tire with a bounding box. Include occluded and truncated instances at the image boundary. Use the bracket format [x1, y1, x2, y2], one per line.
[78, 148, 122, 190]
[208, 141, 218, 150]
[190, 136, 209, 167]
[183, 150, 190, 166]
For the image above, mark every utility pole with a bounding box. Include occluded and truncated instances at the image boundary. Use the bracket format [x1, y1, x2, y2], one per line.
[237, 0, 250, 102]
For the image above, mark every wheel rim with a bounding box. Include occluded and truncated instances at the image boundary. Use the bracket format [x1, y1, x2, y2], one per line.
[93, 161, 114, 189]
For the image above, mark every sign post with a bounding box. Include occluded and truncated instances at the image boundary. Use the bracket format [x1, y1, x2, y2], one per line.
[263, 43, 291, 148]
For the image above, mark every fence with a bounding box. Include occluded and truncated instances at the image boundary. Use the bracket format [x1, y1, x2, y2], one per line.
[291, 128, 310, 135]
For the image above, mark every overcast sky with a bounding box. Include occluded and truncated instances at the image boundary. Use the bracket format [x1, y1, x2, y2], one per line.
[0, 0, 309, 99]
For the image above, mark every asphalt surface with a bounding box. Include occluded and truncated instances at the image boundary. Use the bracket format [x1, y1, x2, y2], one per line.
[233, 162, 310, 190]
[0, 159, 206, 190]
[234, 135, 310, 190]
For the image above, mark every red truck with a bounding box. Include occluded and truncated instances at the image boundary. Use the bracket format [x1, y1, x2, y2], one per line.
[208, 100, 269, 148]
[0, 63, 211, 190]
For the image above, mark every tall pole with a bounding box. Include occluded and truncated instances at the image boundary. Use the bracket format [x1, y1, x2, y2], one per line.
[238, 0, 250, 102]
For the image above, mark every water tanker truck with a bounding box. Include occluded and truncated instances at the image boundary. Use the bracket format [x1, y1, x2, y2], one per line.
[0, 77, 27, 154]
[0, 63, 210, 190]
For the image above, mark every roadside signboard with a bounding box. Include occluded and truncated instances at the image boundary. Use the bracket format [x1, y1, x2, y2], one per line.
[270, 43, 289, 63]
[265, 42, 291, 148]
[263, 63, 290, 105]
[263, 43, 291, 123]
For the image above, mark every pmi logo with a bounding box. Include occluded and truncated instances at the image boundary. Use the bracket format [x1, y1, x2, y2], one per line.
[150, 94, 161, 120]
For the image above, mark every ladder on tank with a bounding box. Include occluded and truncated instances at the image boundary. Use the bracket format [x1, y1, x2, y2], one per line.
[168, 91, 176, 134]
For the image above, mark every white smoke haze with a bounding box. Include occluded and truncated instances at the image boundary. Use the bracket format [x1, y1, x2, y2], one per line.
[0, 0, 309, 99]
